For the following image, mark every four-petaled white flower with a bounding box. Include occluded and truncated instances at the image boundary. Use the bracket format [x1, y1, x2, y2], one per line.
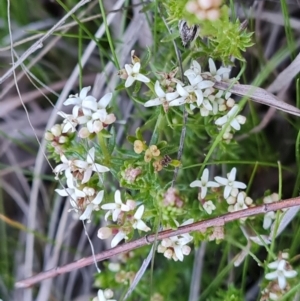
[101, 190, 130, 222]
[132, 205, 151, 232]
[124, 62, 150, 88]
[64, 86, 98, 118]
[144, 81, 178, 107]
[93, 289, 116, 301]
[265, 259, 297, 290]
[203, 200, 216, 214]
[214, 167, 247, 199]
[190, 168, 219, 199]
[73, 147, 110, 184]
[79, 190, 104, 222]
[215, 105, 246, 131]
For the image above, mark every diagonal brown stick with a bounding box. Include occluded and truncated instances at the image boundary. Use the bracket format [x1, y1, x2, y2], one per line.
[15, 196, 300, 288]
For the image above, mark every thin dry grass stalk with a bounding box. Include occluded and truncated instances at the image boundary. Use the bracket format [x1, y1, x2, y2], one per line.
[16, 196, 300, 288]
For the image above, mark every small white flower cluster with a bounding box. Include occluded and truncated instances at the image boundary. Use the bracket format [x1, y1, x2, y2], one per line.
[141, 58, 246, 142]
[98, 190, 150, 248]
[263, 253, 297, 299]
[54, 146, 110, 222]
[186, 0, 222, 21]
[262, 193, 280, 230]
[45, 87, 116, 154]
[190, 167, 250, 217]
[60, 86, 116, 138]
[93, 289, 116, 301]
[157, 219, 194, 261]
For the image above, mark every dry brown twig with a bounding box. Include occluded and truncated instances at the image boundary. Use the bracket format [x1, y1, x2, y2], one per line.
[15, 196, 300, 289]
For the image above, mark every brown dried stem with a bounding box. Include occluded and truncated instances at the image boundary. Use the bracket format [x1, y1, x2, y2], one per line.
[15, 196, 300, 288]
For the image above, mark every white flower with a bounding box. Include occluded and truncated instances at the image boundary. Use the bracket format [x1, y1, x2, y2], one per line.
[214, 167, 247, 199]
[82, 109, 116, 134]
[232, 191, 252, 211]
[93, 289, 116, 301]
[124, 62, 150, 87]
[64, 86, 98, 118]
[215, 105, 246, 131]
[55, 187, 86, 213]
[208, 58, 231, 81]
[203, 200, 216, 214]
[57, 111, 78, 133]
[132, 205, 151, 232]
[144, 81, 178, 107]
[170, 78, 214, 107]
[190, 168, 219, 199]
[158, 233, 193, 262]
[263, 211, 276, 230]
[265, 259, 297, 290]
[73, 147, 110, 184]
[101, 190, 130, 222]
[79, 190, 104, 222]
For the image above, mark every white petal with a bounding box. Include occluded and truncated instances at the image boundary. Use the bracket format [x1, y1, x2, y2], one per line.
[190, 180, 202, 188]
[92, 190, 104, 205]
[169, 97, 186, 106]
[206, 181, 220, 188]
[82, 168, 92, 183]
[154, 81, 165, 98]
[102, 203, 117, 210]
[134, 205, 145, 219]
[124, 64, 133, 74]
[93, 163, 110, 173]
[228, 168, 237, 181]
[265, 271, 278, 280]
[176, 83, 189, 97]
[111, 231, 126, 248]
[132, 62, 141, 73]
[215, 115, 227, 126]
[114, 190, 122, 204]
[198, 80, 214, 89]
[79, 86, 91, 99]
[214, 176, 228, 186]
[134, 219, 150, 232]
[98, 92, 112, 108]
[136, 73, 150, 83]
[230, 119, 241, 131]
[194, 90, 203, 106]
[79, 204, 93, 220]
[200, 186, 208, 199]
[224, 185, 232, 199]
[278, 274, 287, 289]
[87, 147, 95, 164]
[112, 208, 121, 222]
[202, 169, 210, 182]
[268, 261, 280, 269]
[233, 181, 247, 189]
[64, 97, 81, 106]
[125, 76, 135, 87]
[55, 188, 69, 196]
[209, 58, 217, 75]
[284, 270, 297, 278]
[166, 91, 179, 101]
[144, 98, 162, 107]
[174, 245, 184, 261]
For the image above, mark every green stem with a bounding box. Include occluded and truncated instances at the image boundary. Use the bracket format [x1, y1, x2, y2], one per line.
[98, 132, 110, 162]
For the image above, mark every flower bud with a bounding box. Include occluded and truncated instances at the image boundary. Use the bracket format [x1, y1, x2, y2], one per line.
[97, 227, 112, 239]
